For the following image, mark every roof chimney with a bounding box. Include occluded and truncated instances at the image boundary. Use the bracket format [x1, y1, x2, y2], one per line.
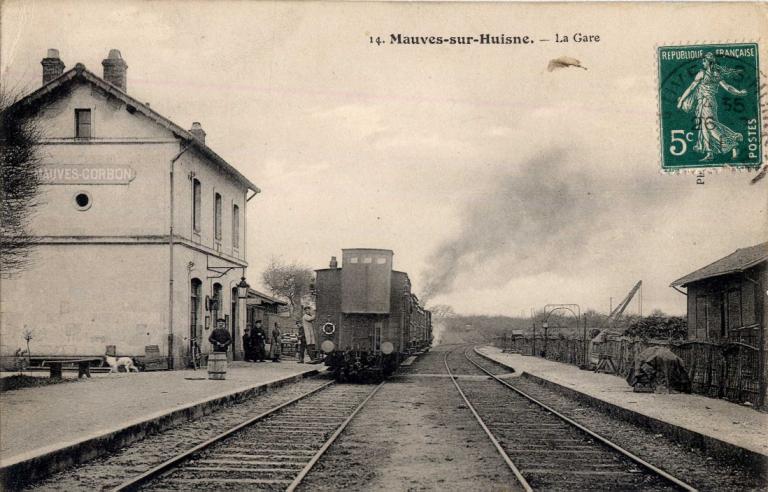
[41, 49, 65, 85]
[329, 256, 338, 268]
[189, 122, 206, 144]
[101, 49, 128, 91]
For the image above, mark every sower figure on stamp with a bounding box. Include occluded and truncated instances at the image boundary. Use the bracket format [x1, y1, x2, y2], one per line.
[268, 322, 281, 362]
[251, 320, 266, 362]
[209, 319, 232, 353]
[302, 306, 318, 363]
[677, 52, 747, 162]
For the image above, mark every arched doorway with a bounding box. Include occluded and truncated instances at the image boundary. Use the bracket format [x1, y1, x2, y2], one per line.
[212, 283, 223, 325]
[190, 278, 202, 366]
[231, 286, 238, 359]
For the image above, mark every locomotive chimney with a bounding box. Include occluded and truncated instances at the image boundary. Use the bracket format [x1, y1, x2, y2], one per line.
[329, 256, 338, 268]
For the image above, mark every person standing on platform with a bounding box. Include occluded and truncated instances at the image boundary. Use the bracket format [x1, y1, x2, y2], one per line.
[251, 320, 267, 362]
[208, 319, 231, 353]
[242, 327, 253, 362]
[302, 306, 318, 362]
[268, 322, 282, 362]
[295, 320, 307, 363]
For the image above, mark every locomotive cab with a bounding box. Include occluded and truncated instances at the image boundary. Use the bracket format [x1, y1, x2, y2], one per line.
[314, 249, 430, 382]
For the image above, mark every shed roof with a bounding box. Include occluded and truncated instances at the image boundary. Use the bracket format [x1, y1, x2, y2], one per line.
[9, 63, 259, 192]
[670, 241, 768, 287]
[246, 288, 287, 306]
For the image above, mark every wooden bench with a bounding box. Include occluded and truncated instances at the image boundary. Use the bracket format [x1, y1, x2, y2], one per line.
[42, 358, 103, 379]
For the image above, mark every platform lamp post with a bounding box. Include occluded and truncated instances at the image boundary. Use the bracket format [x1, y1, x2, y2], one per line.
[236, 276, 249, 361]
[542, 320, 549, 358]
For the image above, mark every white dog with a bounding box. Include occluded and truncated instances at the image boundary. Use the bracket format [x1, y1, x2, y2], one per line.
[105, 354, 140, 373]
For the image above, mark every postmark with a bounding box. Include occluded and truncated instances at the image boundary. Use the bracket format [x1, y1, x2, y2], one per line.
[658, 43, 761, 170]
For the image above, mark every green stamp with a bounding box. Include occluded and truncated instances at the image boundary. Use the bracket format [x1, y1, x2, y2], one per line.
[658, 43, 762, 170]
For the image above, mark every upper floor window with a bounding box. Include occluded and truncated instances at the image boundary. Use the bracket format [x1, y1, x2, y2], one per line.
[232, 204, 240, 249]
[192, 179, 201, 232]
[75, 109, 91, 138]
[214, 192, 222, 241]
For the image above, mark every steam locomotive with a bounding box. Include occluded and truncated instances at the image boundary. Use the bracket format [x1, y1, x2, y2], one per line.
[313, 248, 432, 382]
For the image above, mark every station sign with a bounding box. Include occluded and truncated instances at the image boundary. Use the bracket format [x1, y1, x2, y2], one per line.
[37, 164, 136, 185]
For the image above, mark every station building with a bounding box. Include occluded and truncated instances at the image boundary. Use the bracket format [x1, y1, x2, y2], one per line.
[0, 49, 260, 369]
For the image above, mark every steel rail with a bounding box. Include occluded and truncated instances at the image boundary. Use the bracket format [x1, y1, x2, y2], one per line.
[285, 381, 386, 492]
[110, 380, 336, 492]
[467, 346, 698, 492]
[444, 349, 533, 492]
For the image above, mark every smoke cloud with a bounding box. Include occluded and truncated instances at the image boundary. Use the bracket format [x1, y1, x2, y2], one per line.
[420, 150, 650, 301]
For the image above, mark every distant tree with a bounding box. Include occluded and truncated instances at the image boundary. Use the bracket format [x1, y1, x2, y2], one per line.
[261, 258, 314, 319]
[0, 91, 43, 274]
[623, 314, 687, 341]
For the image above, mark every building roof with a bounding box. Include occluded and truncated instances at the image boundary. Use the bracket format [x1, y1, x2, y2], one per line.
[9, 63, 260, 192]
[246, 288, 288, 306]
[670, 241, 768, 287]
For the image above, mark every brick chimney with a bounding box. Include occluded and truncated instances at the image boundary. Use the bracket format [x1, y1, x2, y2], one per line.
[41, 49, 65, 85]
[189, 122, 206, 144]
[101, 49, 128, 91]
[329, 256, 338, 268]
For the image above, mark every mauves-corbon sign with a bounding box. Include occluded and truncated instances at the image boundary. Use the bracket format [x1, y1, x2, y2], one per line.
[37, 164, 136, 184]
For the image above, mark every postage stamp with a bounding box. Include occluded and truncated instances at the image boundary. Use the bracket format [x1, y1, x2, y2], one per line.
[658, 43, 762, 170]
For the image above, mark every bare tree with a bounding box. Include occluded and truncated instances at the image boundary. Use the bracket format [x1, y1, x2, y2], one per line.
[1, 91, 43, 274]
[261, 257, 314, 319]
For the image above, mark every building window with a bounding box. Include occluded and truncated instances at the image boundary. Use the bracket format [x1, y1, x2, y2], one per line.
[75, 109, 91, 138]
[349, 257, 358, 264]
[742, 281, 756, 326]
[725, 289, 742, 332]
[232, 204, 240, 249]
[363, 256, 373, 264]
[73, 191, 92, 211]
[214, 192, 222, 241]
[376, 257, 387, 264]
[192, 179, 201, 232]
[695, 296, 708, 340]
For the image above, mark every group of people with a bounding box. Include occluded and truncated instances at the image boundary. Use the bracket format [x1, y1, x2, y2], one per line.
[241, 306, 319, 364]
[206, 306, 319, 364]
[242, 320, 283, 362]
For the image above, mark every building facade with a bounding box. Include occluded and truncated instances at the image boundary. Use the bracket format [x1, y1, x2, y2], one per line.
[0, 49, 259, 369]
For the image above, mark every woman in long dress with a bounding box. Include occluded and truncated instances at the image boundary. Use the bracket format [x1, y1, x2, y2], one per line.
[676, 52, 747, 162]
[268, 322, 282, 362]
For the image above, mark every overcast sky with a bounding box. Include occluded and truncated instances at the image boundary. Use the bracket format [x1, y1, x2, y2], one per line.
[2, 1, 766, 316]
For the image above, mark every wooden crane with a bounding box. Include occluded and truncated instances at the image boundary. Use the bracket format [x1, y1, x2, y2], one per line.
[608, 280, 643, 327]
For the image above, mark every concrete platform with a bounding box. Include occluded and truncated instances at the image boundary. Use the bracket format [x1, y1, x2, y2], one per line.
[477, 346, 768, 470]
[0, 360, 323, 488]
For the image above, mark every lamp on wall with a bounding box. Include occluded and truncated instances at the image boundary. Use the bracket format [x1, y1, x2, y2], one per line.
[237, 277, 249, 300]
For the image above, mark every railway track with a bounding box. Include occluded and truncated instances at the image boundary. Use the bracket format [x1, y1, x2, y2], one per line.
[445, 345, 698, 492]
[110, 381, 382, 491]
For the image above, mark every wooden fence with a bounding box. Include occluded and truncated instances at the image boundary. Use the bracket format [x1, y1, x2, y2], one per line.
[495, 335, 764, 408]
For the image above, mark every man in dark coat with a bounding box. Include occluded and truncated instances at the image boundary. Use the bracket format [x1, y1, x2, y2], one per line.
[242, 327, 253, 362]
[208, 319, 231, 353]
[251, 320, 267, 362]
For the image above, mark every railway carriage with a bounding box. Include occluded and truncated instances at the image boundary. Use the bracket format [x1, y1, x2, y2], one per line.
[314, 248, 432, 382]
